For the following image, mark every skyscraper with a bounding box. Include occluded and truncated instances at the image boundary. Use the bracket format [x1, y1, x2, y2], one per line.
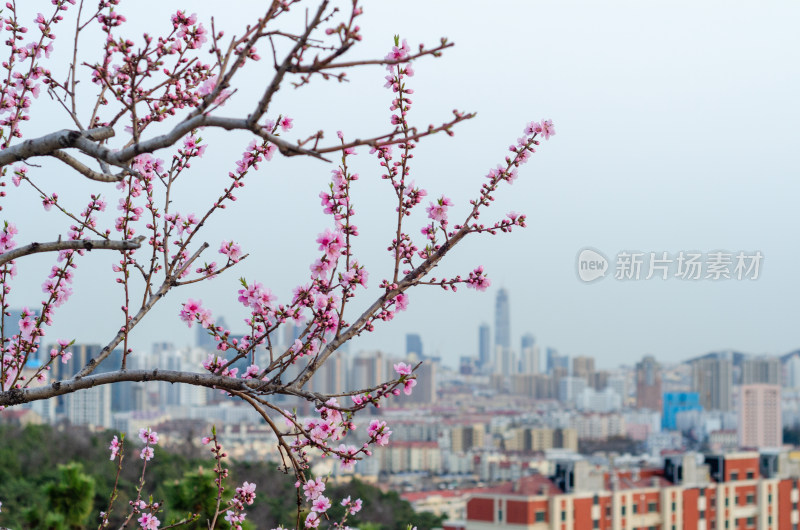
[546, 347, 568, 374]
[406, 333, 423, 359]
[739, 384, 782, 448]
[741, 356, 780, 385]
[478, 323, 491, 369]
[636, 355, 663, 411]
[692, 356, 733, 412]
[520, 333, 539, 374]
[572, 355, 595, 382]
[494, 288, 511, 350]
[494, 288, 511, 375]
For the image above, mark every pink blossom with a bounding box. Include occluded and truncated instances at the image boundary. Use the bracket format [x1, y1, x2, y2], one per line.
[304, 511, 320, 528]
[403, 378, 417, 395]
[466, 265, 491, 291]
[179, 299, 202, 326]
[219, 240, 243, 262]
[279, 116, 293, 131]
[385, 39, 410, 62]
[524, 121, 543, 136]
[138, 428, 159, 445]
[236, 481, 257, 505]
[312, 495, 331, 513]
[137, 513, 160, 530]
[109, 436, 121, 460]
[140, 446, 155, 461]
[368, 419, 392, 446]
[303, 478, 325, 501]
[541, 119, 556, 140]
[394, 362, 413, 376]
[394, 292, 408, 311]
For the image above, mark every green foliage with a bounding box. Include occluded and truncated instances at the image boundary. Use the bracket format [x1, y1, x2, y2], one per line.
[44, 463, 95, 529]
[0, 424, 444, 529]
[163, 468, 225, 528]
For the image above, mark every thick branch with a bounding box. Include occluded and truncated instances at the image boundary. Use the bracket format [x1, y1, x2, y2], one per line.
[0, 369, 278, 407]
[50, 150, 127, 182]
[0, 127, 113, 167]
[0, 237, 143, 267]
[73, 115, 330, 164]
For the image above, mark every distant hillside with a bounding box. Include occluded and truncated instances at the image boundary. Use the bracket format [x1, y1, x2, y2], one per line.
[681, 349, 800, 366]
[682, 351, 748, 366]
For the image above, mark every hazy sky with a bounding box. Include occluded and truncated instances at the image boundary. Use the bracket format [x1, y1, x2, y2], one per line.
[6, 1, 800, 369]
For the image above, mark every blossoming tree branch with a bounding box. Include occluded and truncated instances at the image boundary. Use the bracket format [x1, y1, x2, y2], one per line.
[0, 0, 553, 527]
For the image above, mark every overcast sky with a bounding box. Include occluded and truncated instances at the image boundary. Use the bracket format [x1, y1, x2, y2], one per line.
[7, 1, 800, 369]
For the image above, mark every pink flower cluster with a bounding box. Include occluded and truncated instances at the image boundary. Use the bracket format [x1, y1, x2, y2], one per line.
[179, 299, 213, 329]
[224, 481, 256, 530]
[0, 222, 17, 253]
[138, 427, 159, 461]
[302, 478, 332, 528]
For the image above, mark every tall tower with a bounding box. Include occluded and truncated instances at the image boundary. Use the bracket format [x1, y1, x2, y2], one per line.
[520, 333, 539, 374]
[406, 333, 423, 359]
[494, 289, 511, 350]
[478, 323, 491, 369]
[635, 355, 662, 411]
[691, 355, 733, 412]
[494, 288, 512, 376]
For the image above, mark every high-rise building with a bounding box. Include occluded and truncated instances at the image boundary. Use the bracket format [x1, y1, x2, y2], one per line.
[692, 356, 733, 412]
[351, 350, 387, 390]
[405, 361, 437, 405]
[66, 385, 112, 428]
[405, 333, 423, 359]
[48, 343, 104, 382]
[607, 375, 627, 404]
[572, 355, 595, 382]
[478, 323, 491, 369]
[309, 351, 347, 395]
[785, 354, 800, 388]
[662, 392, 702, 430]
[636, 355, 663, 411]
[591, 370, 609, 391]
[520, 333, 539, 374]
[450, 424, 485, 453]
[739, 384, 782, 448]
[546, 347, 558, 373]
[741, 356, 780, 385]
[495, 346, 515, 377]
[197, 315, 228, 350]
[546, 348, 569, 374]
[494, 288, 511, 350]
[558, 376, 587, 406]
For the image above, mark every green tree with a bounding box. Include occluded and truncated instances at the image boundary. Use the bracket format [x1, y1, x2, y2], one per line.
[43, 463, 95, 529]
[163, 468, 218, 527]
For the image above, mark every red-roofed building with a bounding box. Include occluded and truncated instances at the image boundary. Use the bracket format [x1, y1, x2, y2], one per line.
[461, 450, 800, 530]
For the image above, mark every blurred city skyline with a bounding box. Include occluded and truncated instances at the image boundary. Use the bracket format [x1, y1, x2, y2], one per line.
[3, 1, 799, 368]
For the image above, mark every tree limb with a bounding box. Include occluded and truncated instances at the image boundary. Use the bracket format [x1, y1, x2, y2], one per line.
[0, 127, 113, 167]
[0, 369, 279, 407]
[0, 236, 144, 267]
[50, 150, 128, 182]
